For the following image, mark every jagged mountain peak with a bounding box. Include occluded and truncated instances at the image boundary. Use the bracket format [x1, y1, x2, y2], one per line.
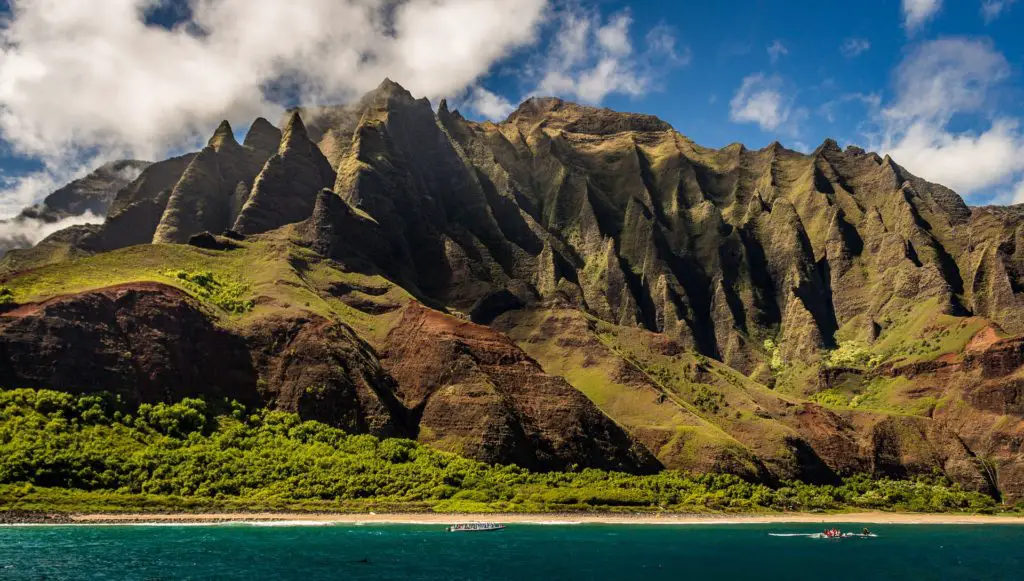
[819, 138, 841, 152]
[364, 77, 418, 108]
[504, 96, 673, 135]
[280, 111, 311, 152]
[723, 142, 746, 154]
[208, 120, 238, 151]
[243, 117, 282, 152]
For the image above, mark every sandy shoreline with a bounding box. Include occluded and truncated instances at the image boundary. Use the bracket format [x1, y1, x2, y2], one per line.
[59, 511, 1024, 526]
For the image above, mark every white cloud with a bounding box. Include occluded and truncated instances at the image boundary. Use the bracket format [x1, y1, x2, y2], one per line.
[819, 93, 882, 124]
[646, 25, 688, 64]
[767, 40, 788, 64]
[0, 162, 86, 217]
[840, 38, 871, 58]
[883, 38, 1009, 124]
[885, 119, 1024, 194]
[982, 0, 1016, 22]
[902, 0, 942, 31]
[464, 87, 516, 121]
[874, 38, 1024, 199]
[529, 7, 685, 104]
[0, 0, 549, 218]
[729, 73, 791, 131]
[1013, 180, 1024, 204]
[0, 211, 103, 257]
[596, 12, 632, 56]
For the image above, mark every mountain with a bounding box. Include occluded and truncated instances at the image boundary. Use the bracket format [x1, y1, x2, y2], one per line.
[2, 80, 1024, 500]
[0, 160, 151, 257]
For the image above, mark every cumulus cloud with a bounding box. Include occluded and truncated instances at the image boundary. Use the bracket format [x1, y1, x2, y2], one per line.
[885, 119, 1024, 194]
[0, 0, 549, 218]
[729, 74, 792, 132]
[528, 6, 685, 104]
[902, 0, 942, 31]
[0, 211, 103, 257]
[463, 87, 516, 121]
[766, 40, 788, 64]
[460, 5, 686, 120]
[982, 0, 1016, 22]
[875, 38, 1024, 199]
[840, 38, 871, 58]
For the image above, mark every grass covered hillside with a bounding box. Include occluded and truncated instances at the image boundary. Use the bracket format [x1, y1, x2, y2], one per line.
[0, 389, 1005, 515]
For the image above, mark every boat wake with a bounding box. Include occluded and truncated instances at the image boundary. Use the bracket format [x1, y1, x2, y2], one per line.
[769, 533, 878, 539]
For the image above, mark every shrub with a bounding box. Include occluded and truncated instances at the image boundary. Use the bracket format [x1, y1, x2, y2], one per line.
[763, 339, 784, 372]
[0, 287, 13, 306]
[824, 341, 881, 369]
[136, 399, 212, 438]
[163, 270, 253, 313]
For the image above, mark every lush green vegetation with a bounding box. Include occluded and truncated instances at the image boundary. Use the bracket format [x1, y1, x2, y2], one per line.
[163, 270, 253, 314]
[763, 339, 784, 372]
[0, 286, 13, 306]
[823, 341, 882, 369]
[0, 389, 1007, 515]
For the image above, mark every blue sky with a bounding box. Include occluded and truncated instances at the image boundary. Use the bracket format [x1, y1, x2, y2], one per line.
[464, 0, 1024, 204]
[0, 0, 1023, 219]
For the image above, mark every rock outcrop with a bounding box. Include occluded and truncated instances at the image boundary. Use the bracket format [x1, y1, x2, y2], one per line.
[0, 284, 260, 405]
[0, 284, 409, 437]
[381, 303, 660, 472]
[153, 121, 275, 243]
[233, 112, 336, 235]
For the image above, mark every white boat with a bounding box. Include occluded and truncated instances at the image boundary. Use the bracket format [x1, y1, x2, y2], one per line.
[447, 522, 505, 532]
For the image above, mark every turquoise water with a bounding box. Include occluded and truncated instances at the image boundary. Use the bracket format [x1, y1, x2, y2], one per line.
[1, 522, 1022, 580]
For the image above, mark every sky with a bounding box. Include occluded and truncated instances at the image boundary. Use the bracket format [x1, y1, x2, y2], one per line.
[0, 0, 1023, 237]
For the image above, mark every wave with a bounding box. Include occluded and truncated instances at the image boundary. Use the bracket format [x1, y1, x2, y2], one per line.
[0, 521, 338, 528]
[524, 521, 583, 526]
[224, 521, 337, 527]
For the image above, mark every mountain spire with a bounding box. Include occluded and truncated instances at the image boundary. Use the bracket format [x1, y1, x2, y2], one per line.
[243, 117, 282, 153]
[208, 120, 238, 152]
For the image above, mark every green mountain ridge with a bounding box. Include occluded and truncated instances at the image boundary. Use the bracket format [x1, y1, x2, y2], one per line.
[2, 79, 1024, 504]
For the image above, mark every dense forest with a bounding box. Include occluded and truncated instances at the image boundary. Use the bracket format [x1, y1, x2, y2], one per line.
[0, 389, 1006, 515]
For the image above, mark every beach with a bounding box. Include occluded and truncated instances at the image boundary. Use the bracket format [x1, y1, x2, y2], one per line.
[64, 511, 1024, 526]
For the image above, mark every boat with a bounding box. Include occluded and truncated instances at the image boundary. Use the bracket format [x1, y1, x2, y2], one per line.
[769, 528, 877, 540]
[447, 522, 506, 532]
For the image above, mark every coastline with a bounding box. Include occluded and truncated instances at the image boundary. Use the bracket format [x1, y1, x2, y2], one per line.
[50, 511, 1024, 526]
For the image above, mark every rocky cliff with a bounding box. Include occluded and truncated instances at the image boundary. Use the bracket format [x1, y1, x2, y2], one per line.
[3, 80, 1024, 499]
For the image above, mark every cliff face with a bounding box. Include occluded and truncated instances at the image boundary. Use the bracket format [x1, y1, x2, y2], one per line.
[294, 90, 1006, 375]
[233, 112, 336, 235]
[381, 302, 659, 472]
[3, 80, 1024, 497]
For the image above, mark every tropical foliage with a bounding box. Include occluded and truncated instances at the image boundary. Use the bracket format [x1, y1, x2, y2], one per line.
[0, 389, 1003, 514]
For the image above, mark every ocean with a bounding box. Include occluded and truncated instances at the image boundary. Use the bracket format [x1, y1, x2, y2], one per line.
[1, 522, 1021, 580]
